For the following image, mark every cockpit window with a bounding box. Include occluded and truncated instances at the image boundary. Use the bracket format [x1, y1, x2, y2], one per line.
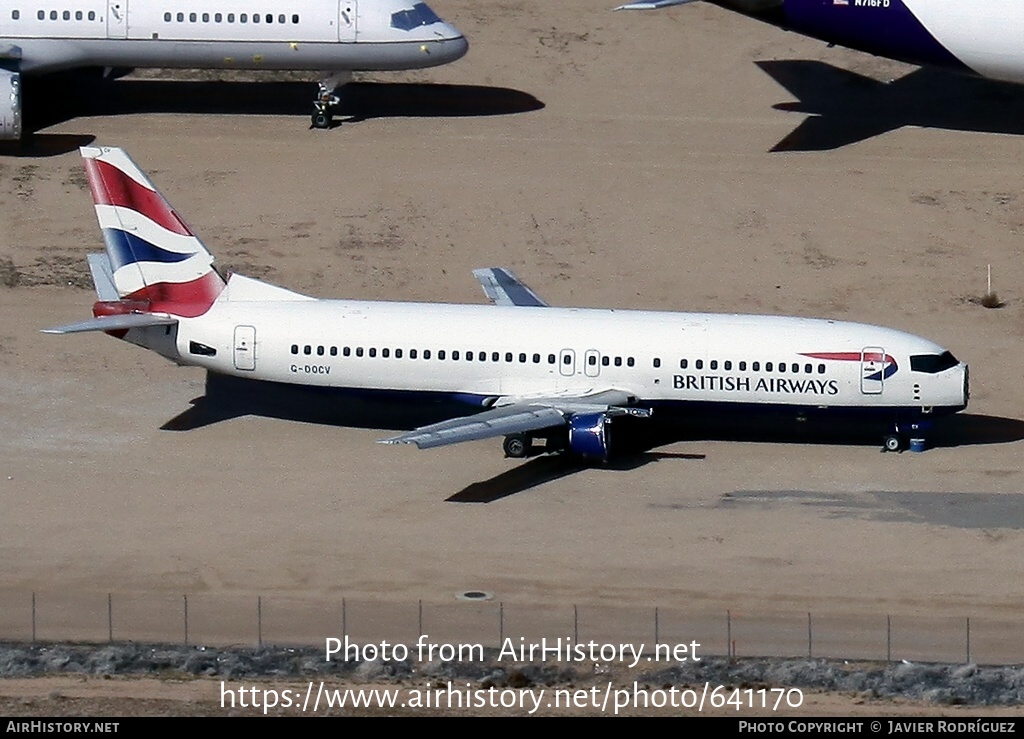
[910, 351, 959, 374]
[391, 3, 442, 31]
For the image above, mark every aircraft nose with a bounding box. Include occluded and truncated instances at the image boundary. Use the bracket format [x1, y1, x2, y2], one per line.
[434, 26, 468, 62]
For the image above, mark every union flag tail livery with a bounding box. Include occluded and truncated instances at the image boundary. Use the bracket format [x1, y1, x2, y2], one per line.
[46, 147, 969, 459]
[82, 146, 225, 318]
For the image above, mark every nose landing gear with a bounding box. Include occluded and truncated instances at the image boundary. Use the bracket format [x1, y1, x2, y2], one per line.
[310, 72, 351, 130]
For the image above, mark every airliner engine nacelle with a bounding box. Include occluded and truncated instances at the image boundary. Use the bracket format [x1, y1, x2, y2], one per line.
[568, 413, 612, 462]
[0, 69, 21, 141]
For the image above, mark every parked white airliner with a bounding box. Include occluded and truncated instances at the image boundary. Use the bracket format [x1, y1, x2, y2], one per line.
[618, 1, 1024, 87]
[0, 1, 468, 137]
[45, 147, 969, 460]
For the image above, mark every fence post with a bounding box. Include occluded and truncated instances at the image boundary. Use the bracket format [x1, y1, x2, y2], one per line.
[107, 593, 113, 643]
[654, 607, 659, 648]
[342, 598, 346, 638]
[807, 612, 812, 658]
[727, 610, 732, 660]
[966, 617, 971, 664]
[574, 605, 578, 643]
[31, 592, 36, 644]
[499, 602, 504, 646]
[886, 615, 891, 663]
[258, 596, 262, 648]
[183, 594, 188, 647]
[418, 600, 423, 637]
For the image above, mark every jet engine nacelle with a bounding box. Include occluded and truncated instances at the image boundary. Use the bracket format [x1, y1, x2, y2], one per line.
[568, 412, 612, 462]
[0, 70, 22, 140]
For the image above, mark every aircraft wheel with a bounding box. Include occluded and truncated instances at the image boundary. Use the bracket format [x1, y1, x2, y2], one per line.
[883, 434, 902, 453]
[503, 434, 529, 458]
[311, 111, 332, 129]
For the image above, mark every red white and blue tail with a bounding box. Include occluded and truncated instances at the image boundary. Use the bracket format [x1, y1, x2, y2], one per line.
[81, 146, 225, 317]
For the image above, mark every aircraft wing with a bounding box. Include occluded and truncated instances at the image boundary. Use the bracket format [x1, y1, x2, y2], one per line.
[42, 313, 178, 334]
[379, 389, 648, 450]
[614, 0, 697, 10]
[473, 268, 549, 307]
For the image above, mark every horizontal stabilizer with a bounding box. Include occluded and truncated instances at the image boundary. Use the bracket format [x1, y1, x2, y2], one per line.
[380, 406, 566, 449]
[87, 253, 119, 301]
[473, 268, 549, 307]
[42, 312, 178, 335]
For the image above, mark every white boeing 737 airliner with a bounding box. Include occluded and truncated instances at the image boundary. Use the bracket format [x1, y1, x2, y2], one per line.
[45, 147, 969, 460]
[618, 1, 1024, 87]
[0, 0, 468, 137]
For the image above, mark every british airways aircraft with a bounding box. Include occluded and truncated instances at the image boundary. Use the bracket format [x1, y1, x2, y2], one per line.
[0, 1, 468, 138]
[616, 1, 1024, 87]
[45, 147, 969, 459]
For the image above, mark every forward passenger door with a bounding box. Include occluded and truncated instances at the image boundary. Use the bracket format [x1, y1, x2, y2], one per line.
[106, 0, 128, 38]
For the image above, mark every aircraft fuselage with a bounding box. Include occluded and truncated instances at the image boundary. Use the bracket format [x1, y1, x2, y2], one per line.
[132, 275, 969, 429]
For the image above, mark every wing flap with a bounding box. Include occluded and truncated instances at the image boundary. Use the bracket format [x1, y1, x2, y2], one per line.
[42, 313, 178, 335]
[380, 406, 566, 449]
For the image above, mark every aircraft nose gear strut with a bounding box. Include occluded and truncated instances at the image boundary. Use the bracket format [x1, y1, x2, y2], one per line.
[311, 73, 351, 130]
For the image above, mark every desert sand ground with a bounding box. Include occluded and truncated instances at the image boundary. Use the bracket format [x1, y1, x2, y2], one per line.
[2, 0, 1024, 716]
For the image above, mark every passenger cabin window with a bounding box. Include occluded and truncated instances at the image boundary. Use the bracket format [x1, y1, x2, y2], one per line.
[12, 10, 19, 20]
[910, 351, 959, 374]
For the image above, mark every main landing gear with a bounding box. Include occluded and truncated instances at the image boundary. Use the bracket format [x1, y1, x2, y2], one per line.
[311, 72, 351, 130]
[503, 433, 530, 459]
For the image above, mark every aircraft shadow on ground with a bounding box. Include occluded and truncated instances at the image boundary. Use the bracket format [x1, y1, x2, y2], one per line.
[163, 374, 1024, 496]
[0, 133, 97, 158]
[21, 75, 544, 138]
[756, 60, 1024, 151]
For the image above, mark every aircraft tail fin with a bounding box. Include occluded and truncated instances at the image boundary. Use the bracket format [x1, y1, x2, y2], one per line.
[81, 146, 225, 317]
